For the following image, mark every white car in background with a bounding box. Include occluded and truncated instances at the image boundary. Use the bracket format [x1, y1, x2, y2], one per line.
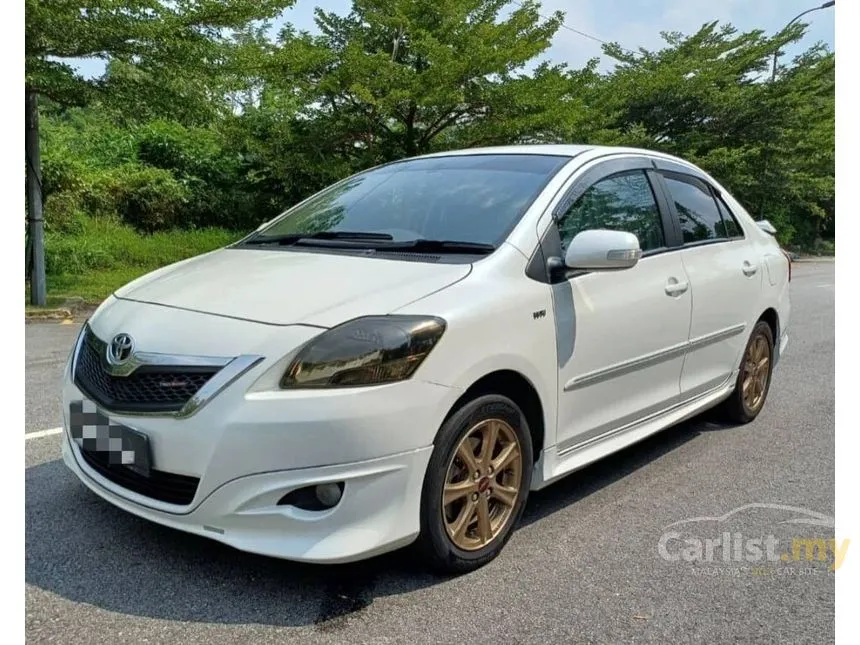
[61, 145, 791, 573]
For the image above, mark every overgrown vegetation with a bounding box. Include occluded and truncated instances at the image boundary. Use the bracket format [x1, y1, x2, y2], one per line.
[26, 0, 834, 302]
[41, 216, 238, 302]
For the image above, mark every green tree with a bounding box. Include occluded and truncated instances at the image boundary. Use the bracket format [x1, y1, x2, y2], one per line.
[26, 2, 836, 306]
[259, 0, 576, 168]
[25, 0, 295, 304]
[596, 21, 834, 246]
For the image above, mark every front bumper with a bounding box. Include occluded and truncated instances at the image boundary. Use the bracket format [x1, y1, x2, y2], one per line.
[61, 370, 453, 562]
[63, 435, 432, 563]
[62, 431, 433, 562]
[60, 300, 463, 562]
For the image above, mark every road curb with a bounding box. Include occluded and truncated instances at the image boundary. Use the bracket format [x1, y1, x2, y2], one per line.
[25, 295, 99, 323]
[25, 308, 73, 323]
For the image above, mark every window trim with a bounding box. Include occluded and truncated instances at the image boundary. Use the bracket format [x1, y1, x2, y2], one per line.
[645, 168, 684, 249]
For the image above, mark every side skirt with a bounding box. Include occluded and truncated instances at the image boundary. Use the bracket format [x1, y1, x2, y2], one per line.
[530, 373, 737, 490]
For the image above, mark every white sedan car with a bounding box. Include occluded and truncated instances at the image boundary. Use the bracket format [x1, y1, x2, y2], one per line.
[61, 145, 790, 573]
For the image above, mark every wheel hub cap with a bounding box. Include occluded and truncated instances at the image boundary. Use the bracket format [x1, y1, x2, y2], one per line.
[441, 418, 523, 551]
[742, 333, 770, 412]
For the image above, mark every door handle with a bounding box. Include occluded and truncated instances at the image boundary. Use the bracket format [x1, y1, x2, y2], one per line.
[742, 261, 759, 277]
[665, 278, 689, 296]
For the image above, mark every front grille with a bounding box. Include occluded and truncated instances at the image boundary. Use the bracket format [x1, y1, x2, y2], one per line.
[74, 328, 220, 413]
[80, 447, 200, 506]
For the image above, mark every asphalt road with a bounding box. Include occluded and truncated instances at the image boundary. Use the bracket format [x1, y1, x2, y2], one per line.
[25, 261, 835, 644]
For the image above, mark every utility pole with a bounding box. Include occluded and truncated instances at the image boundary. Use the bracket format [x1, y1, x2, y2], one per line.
[771, 2, 835, 82]
[758, 1, 835, 221]
[25, 87, 46, 306]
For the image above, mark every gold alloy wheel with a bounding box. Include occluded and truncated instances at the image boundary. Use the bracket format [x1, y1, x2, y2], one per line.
[742, 333, 771, 412]
[442, 418, 523, 551]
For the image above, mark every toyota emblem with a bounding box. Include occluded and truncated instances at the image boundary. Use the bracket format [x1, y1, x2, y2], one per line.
[107, 333, 135, 365]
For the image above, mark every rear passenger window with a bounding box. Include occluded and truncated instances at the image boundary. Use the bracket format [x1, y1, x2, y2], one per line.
[663, 174, 726, 244]
[715, 195, 743, 238]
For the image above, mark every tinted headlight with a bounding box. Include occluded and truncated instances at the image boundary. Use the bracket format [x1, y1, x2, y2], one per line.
[280, 315, 446, 389]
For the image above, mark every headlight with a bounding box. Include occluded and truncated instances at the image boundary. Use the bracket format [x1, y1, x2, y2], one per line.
[280, 315, 446, 389]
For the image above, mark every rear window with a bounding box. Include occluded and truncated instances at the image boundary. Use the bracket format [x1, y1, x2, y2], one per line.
[663, 174, 726, 244]
[715, 195, 744, 238]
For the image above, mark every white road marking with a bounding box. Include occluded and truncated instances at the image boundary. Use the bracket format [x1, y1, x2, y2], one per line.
[25, 427, 63, 440]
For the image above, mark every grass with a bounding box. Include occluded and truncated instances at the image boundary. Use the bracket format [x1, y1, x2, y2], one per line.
[45, 268, 156, 304]
[31, 216, 243, 305]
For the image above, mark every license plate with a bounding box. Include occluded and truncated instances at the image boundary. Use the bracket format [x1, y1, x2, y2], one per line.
[68, 400, 152, 477]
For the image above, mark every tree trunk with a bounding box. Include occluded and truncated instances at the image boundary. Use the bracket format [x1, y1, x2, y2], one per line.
[404, 103, 417, 156]
[26, 87, 46, 306]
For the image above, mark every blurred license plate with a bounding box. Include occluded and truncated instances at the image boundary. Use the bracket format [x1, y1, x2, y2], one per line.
[68, 399, 152, 477]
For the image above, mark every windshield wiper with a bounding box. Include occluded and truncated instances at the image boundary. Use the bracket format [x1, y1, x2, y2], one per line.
[371, 239, 496, 255]
[244, 231, 395, 246]
[243, 232, 495, 255]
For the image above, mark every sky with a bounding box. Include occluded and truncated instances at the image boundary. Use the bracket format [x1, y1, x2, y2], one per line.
[70, 0, 836, 78]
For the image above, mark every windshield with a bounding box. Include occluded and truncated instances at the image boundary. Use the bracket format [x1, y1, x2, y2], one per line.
[245, 154, 570, 247]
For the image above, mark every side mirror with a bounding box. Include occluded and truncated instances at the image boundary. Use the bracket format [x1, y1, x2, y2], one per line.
[564, 229, 642, 271]
[756, 220, 778, 235]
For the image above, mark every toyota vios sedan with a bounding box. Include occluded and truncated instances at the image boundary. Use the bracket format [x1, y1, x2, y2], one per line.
[61, 145, 790, 573]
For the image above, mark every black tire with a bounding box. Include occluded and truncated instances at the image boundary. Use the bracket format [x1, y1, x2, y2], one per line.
[416, 394, 533, 574]
[719, 320, 775, 423]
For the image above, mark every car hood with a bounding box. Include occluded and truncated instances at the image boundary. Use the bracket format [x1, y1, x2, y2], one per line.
[114, 248, 471, 327]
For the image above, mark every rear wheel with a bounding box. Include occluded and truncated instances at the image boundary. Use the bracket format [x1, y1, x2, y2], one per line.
[719, 320, 774, 423]
[417, 395, 533, 574]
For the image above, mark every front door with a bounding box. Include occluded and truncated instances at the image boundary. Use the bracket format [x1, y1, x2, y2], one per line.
[550, 164, 692, 453]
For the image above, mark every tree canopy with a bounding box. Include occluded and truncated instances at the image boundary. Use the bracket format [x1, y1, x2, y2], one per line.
[28, 0, 834, 248]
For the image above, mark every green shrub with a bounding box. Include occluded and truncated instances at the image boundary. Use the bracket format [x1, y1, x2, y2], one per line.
[814, 239, 835, 256]
[44, 215, 240, 278]
[43, 192, 86, 234]
[41, 156, 89, 196]
[40, 109, 289, 235]
[136, 120, 222, 177]
[94, 165, 191, 231]
[120, 171, 189, 231]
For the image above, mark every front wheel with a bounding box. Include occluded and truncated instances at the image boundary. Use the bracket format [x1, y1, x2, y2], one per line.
[719, 320, 775, 423]
[417, 394, 533, 574]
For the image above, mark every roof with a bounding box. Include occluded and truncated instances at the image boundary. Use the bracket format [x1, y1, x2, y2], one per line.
[417, 144, 595, 159]
[414, 143, 705, 175]
[414, 143, 697, 161]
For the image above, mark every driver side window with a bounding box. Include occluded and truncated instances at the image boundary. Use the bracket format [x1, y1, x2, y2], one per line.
[557, 171, 665, 253]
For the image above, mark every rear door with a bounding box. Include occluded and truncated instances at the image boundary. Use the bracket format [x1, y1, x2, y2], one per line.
[654, 167, 763, 398]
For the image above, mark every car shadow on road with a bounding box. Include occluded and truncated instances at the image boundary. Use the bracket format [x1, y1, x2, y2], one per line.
[26, 413, 739, 630]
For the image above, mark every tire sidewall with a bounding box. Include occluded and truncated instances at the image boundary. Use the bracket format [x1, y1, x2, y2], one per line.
[419, 394, 534, 571]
